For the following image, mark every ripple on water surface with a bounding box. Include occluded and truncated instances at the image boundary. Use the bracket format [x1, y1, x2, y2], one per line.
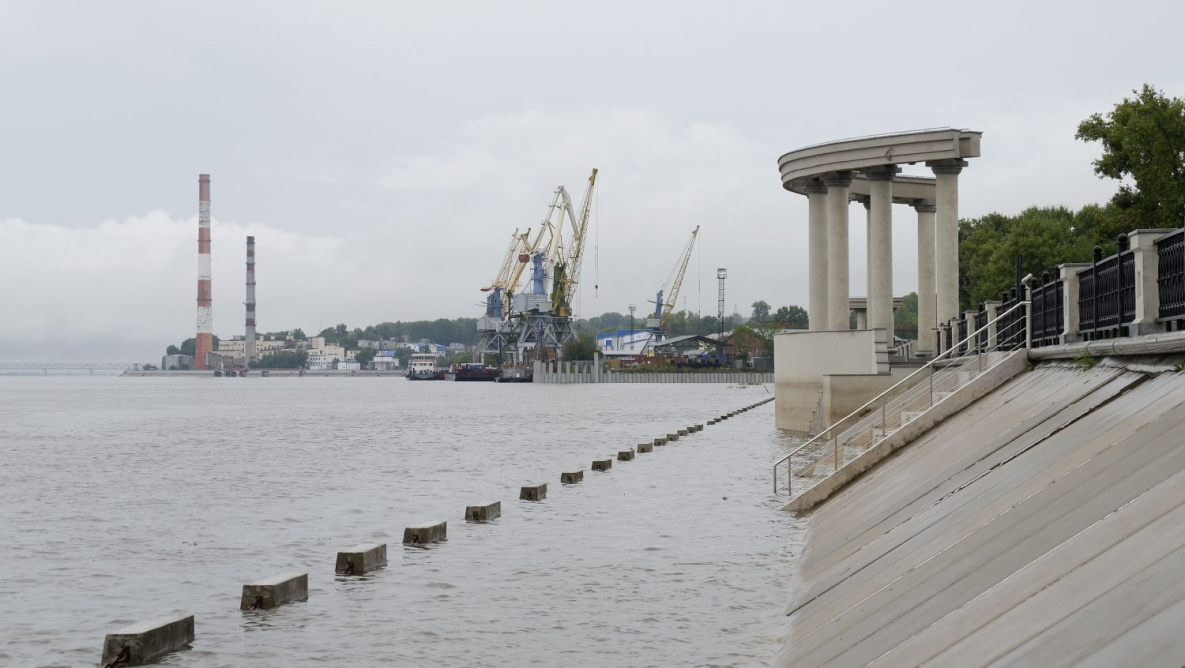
[0, 377, 806, 667]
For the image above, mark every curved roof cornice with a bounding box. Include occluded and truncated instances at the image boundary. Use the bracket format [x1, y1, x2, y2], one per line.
[778, 127, 981, 192]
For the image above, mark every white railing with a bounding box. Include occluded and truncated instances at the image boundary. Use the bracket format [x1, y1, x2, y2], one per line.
[772, 301, 1030, 496]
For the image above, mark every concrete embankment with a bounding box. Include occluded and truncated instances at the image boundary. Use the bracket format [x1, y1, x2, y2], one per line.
[777, 357, 1185, 667]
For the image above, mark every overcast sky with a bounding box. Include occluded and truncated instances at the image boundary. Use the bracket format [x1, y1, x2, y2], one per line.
[1, 1, 1182, 361]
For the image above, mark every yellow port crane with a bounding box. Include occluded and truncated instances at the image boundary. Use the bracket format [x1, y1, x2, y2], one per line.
[483, 228, 529, 295]
[653, 225, 700, 329]
[550, 167, 598, 317]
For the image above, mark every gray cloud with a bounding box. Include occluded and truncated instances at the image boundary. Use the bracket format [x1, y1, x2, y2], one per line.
[1, 0, 1181, 361]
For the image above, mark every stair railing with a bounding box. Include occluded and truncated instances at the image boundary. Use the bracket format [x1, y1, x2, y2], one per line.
[773, 301, 1030, 496]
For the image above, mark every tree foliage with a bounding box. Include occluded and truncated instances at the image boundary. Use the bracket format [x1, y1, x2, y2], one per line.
[1076, 84, 1185, 229]
[771, 305, 809, 329]
[959, 206, 1097, 309]
[249, 350, 308, 369]
[353, 349, 376, 366]
[895, 292, 918, 339]
[750, 300, 771, 324]
[562, 332, 597, 361]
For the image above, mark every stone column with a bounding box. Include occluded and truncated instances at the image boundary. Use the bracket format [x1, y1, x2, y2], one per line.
[1059, 262, 1092, 343]
[854, 195, 871, 316]
[824, 171, 854, 330]
[984, 300, 1001, 348]
[913, 200, 937, 355]
[928, 159, 967, 330]
[805, 179, 829, 330]
[866, 166, 897, 342]
[1127, 229, 1178, 335]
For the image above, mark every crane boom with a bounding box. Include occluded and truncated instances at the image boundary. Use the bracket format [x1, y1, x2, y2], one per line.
[484, 228, 526, 292]
[660, 225, 700, 328]
[551, 167, 598, 317]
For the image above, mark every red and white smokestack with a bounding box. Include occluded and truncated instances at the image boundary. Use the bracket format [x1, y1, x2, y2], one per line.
[195, 174, 214, 370]
[245, 236, 256, 365]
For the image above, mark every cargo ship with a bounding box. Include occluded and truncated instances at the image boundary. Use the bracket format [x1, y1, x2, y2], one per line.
[446, 363, 500, 381]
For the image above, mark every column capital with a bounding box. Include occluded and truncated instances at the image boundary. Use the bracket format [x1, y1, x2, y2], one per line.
[822, 170, 854, 188]
[804, 178, 828, 195]
[852, 194, 871, 209]
[863, 165, 900, 181]
[927, 158, 968, 175]
[912, 199, 937, 213]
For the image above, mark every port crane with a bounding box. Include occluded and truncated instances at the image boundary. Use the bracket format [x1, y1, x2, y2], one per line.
[651, 225, 700, 328]
[475, 168, 599, 365]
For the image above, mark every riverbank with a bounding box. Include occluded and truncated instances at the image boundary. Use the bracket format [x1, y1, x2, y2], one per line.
[777, 353, 1185, 666]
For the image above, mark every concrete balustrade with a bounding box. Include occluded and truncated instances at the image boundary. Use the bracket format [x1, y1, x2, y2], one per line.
[240, 572, 308, 611]
[102, 614, 194, 667]
[404, 521, 447, 545]
[336, 543, 387, 575]
[466, 501, 501, 522]
[520, 483, 547, 501]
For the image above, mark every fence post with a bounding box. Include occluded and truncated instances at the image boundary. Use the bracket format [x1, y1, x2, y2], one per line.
[985, 300, 1001, 348]
[1059, 262, 1090, 343]
[1127, 228, 1178, 336]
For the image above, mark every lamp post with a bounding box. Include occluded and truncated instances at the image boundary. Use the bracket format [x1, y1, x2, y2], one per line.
[628, 304, 636, 351]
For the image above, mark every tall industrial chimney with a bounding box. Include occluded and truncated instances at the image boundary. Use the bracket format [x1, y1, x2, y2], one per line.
[245, 236, 256, 365]
[195, 174, 213, 370]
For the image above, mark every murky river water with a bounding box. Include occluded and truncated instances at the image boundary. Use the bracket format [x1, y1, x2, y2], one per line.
[0, 377, 805, 667]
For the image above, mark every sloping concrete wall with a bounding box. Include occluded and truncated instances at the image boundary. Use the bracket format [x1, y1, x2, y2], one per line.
[777, 360, 1185, 667]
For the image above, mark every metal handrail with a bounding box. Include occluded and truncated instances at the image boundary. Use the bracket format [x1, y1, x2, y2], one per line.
[772, 300, 1031, 494]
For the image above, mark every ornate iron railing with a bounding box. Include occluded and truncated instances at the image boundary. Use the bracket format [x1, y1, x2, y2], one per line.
[1157, 229, 1185, 323]
[1079, 235, 1135, 339]
[1030, 272, 1064, 347]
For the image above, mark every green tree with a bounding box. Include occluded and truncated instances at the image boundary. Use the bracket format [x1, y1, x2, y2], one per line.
[562, 332, 597, 361]
[250, 350, 308, 369]
[895, 292, 918, 339]
[772, 305, 809, 329]
[354, 349, 376, 367]
[959, 206, 1095, 309]
[291, 328, 306, 340]
[166, 344, 180, 355]
[1076, 84, 1185, 229]
[751, 300, 771, 324]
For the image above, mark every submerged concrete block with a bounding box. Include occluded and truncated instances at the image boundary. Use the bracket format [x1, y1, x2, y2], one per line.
[667, 433, 680, 441]
[404, 521, 447, 545]
[561, 470, 584, 484]
[240, 572, 308, 611]
[520, 483, 547, 501]
[336, 543, 387, 575]
[637, 442, 654, 453]
[693, 424, 703, 431]
[466, 501, 501, 522]
[654, 436, 668, 446]
[101, 614, 194, 667]
[618, 450, 635, 461]
[592, 459, 612, 471]
[677, 429, 689, 436]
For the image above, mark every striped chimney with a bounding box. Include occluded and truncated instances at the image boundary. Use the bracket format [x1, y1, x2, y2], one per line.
[245, 236, 256, 365]
[195, 174, 213, 370]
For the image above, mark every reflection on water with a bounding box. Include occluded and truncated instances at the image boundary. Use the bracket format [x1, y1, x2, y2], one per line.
[0, 377, 805, 667]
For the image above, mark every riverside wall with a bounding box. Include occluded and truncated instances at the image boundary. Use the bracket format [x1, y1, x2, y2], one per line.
[531, 360, 771, 385]
[777, 352, 1185, 667]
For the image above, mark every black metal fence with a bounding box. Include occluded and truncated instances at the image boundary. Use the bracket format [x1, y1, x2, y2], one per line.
[1158, 229, 1185, 328]
[975, 309, 988, 352]
[1030, 272, 1064, 348]
[998, 289, 1026, 350]
[1078, 235, 1135, 340]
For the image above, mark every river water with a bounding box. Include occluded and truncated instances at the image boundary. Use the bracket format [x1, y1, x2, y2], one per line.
[0, 377, 805, 667]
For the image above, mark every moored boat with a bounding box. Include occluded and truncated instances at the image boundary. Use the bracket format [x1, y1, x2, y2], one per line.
[406, 353, 444, 380]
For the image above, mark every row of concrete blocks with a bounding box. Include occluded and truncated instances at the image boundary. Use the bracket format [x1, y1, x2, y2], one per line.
[100, 406, 753, 665]
[100, 513, 477, 666]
